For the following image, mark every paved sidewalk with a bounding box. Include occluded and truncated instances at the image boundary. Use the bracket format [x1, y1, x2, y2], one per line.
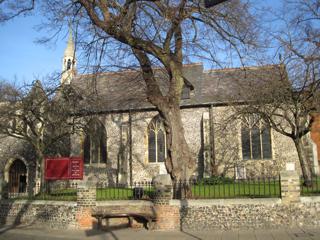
[0, 225, 319, 240]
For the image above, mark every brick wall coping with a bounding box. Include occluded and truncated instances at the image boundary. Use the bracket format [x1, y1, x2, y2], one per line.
[300, 196, 320, 203]
[96, 200, 153, 207]
[0, 200, 77, 206]
[170, 198, 281, 207]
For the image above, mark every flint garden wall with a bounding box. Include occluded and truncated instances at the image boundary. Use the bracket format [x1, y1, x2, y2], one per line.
[0, 170, 319, 230]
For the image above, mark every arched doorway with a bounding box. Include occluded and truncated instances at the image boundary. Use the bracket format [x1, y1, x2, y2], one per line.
[8, 159, 27, 194]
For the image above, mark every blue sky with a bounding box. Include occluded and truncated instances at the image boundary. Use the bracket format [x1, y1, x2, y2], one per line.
[0, 14, 66, 84]
[0, 1, 281, 85]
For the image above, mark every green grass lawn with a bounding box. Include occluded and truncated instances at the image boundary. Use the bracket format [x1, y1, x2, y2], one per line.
[33, 189, 77, 201]
[96, 187, 155, 201]
[190, 181, 281, 199]
[96, 187, 133, 200]
[9, 188, 78, 201]
[96, 180, 281, 200]
[300, 177, 320, 196]
[26, 183, 280, 201]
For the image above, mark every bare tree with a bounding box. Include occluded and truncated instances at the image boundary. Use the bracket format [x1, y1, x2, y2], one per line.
[229, 0, 320, 184]
[53, 0, 257, 184]
[0, 0, 35, 22]
[0, 0, 259, 186]
[0, 80, 83, 185]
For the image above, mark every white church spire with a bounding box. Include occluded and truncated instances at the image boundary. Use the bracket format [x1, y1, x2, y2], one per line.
[61, 25, 76, 85]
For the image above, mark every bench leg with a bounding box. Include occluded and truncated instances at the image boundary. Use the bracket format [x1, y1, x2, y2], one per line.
[147, 219, 151, 230]
[97, 217, 102, 230]
[147, 219, 155, 230]
[128, 217, 133, 227]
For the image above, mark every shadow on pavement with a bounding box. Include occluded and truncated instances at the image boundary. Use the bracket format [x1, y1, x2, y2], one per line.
[0, 222, 40, 235]
[84, 222, 134, 240]
[180, 230, 203, 240]
[85, 229, 119, 240]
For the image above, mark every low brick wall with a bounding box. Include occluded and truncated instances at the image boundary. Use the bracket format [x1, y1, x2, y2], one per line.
[172, 197, 320, 230]
[154, 205, 180, 230]
[0, 200, 155, 229]
[0, 200, 78, 229]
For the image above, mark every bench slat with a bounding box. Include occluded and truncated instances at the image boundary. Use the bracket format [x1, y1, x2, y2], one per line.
[92, 212, 156, 230]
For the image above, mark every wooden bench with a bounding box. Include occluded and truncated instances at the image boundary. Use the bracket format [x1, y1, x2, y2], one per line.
[92, 212, 157, 230]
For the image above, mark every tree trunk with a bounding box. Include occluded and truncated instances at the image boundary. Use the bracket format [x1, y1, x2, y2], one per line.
[294, 138, 312, 186]
[131, 47, 195, 197]
[158, 104, 196, 198]
[34, 145, 45, 191]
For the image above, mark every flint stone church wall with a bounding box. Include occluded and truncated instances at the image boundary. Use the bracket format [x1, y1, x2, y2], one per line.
[67, 105, 302, 185]
[0, 104, 303, 189]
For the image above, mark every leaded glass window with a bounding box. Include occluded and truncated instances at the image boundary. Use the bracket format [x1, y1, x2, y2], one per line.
[241, 115, 272, 160]
[148, 131, 156, 162]
[148, 116, 167, 163]
[84, 135, 91, 164]
[83, 119, 107, 164]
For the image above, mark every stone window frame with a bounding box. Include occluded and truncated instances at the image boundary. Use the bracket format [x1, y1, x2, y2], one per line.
[83, 118, 107, 165]
[240, 114, 273, 160]
[147, 115, 167, 163]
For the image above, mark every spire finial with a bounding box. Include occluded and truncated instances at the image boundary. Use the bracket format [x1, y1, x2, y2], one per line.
[61, 21, 76, 85]
[64, 22, 75, 57]
[67, 21, 73, 44]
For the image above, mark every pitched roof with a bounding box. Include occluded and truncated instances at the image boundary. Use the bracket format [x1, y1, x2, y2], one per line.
[201, 64, 286, 103]
[70, 63, 285, 113]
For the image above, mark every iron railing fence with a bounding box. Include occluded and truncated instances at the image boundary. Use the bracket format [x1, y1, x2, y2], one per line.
[173, 176, 281, 199]
[4, 176, 283, 201]
[7, 182, 78, 201]
[300, 175, 320, 196]
[96, 181, 155, 201]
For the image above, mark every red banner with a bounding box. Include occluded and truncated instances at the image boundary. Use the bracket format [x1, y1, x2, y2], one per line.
[45, 157, 83, 180]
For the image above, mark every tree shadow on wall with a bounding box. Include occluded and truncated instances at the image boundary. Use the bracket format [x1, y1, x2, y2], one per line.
[0, 197, 37, 235]
[0, 177, 72, 235]
[179, 199, 203, 240]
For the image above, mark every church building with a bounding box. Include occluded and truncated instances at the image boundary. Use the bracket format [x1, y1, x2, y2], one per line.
[1, 30, 319, 195]
[62, 30, 318, 185]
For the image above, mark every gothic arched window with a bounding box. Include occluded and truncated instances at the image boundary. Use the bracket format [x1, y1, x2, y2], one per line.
[83, 119, 107, 164]
[241, 114, 272, 160]
[148, 116, 166, 163]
